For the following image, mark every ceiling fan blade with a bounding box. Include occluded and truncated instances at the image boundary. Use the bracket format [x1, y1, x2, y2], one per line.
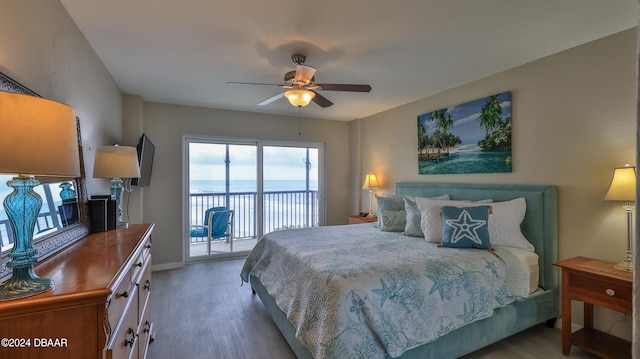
[295, 65, 316, 84]
[317, 83, 372, 92]
[226, 81, 283, 86]
[257, 92, 284, 106]
[312, 91, 333, 108]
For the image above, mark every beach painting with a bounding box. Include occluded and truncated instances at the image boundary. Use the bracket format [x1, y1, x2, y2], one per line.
[417, 91, 512, 174]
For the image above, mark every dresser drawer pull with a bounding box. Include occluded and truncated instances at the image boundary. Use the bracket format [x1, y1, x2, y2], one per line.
[119, 290, 129, 298]
[136, 261, 143, 267]
[144, 320, 151, 333]
[605, 288, 616, 297]
[145, 244, 152, 249]
[144, 279, 151, 290]
[124, 328, 136, 347]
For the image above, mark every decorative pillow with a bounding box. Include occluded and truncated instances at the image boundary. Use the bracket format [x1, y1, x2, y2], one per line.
[375, 195, 405, 227]
[441, 205, 492, 249]
[375, 193, 449, 228]
[403, 195, 451, 236]
[403, 197, 423, 237]
[415, 198, 472, 242]
[486, 197, 534, 251]
[379, 210, 406, 232]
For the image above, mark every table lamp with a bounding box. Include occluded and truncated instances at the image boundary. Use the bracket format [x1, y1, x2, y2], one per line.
[362, 172, 380, 218]
[93, 145, 141, 228]
[603, 164, 636, 272]
[0, 91, 80, 300]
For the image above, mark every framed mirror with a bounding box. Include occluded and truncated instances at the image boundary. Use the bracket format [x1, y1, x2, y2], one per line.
[0, 72, 90, 280]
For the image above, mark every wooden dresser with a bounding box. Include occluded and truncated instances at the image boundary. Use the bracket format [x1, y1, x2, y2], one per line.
[0, 223, 155, 359]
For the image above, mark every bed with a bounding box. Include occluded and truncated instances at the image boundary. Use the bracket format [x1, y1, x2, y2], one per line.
[241, 182, 558, 359]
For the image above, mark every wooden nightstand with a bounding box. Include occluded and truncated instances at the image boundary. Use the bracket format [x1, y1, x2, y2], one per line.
[553, 256, 633, 359]
[347, 215, 377, 224]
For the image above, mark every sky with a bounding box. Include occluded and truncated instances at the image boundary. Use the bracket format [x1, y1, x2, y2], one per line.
[188, 143, 319, 182]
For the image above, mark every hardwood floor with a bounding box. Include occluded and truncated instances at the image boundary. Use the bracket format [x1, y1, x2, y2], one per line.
[148, 259, 599, 359]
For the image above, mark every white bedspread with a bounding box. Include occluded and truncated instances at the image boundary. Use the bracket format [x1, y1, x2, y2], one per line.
[241, 223, 529, 359]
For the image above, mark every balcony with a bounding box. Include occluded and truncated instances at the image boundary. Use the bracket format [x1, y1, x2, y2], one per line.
[189, 189, 318, 256]
[0, 212, 63, 249]
[0, 189, 319, 256]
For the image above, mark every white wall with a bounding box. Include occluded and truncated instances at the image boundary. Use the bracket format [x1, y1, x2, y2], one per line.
[125, 102, 351, 267]
[0, 0, 123, 197]
[356, 28, 637, 340]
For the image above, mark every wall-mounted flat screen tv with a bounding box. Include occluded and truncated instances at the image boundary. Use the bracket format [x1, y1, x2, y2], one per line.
[132, 134, 155, 187]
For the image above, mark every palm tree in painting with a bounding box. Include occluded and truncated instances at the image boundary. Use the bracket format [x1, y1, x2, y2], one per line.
[478, 95, 502, 138]
[491, 116, 511, 149]
[478, 95, 511, 151]
[428, 109, 453, 149]
[417, 117, 429, 157]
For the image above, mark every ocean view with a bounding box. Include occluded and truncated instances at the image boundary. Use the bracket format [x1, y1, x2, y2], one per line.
[0, 179, 320, 246]
[189, 179, 320, 237]
[0, 180, 317, 220]
[190, 179, 318, 193]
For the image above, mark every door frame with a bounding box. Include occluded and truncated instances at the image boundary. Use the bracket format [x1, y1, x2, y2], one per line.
[181, 134, 326, 263]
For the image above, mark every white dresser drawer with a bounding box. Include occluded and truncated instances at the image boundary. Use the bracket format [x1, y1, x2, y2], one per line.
[130, 238, 151, 284]
[105, 285, 139, 359]
[107, 275, 136, 334]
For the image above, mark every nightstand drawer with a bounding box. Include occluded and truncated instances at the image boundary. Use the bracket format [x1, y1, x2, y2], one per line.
[348, 215, 377, 224]
[570, 272, 632, 303]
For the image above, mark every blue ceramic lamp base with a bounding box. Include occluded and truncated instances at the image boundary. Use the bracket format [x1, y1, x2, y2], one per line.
[0, 268, 54, 300]
[0, 176, 54, 301]
[110, 178, 128, 228]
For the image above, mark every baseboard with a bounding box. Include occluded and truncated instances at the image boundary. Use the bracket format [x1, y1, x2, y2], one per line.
[553, 315, 581, 332]
[152, 261, 184, 272]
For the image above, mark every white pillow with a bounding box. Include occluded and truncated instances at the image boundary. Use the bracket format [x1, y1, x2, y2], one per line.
[486, 197, 534, 251]
[404, 195, 451, 237]
[415, 197, 532, 250]
[415, 198, 471, 242]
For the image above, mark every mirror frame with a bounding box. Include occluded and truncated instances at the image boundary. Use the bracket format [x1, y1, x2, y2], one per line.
[0, 72, 90, 280]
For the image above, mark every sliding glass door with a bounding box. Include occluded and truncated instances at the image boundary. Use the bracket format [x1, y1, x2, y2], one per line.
[263, 146, 319, 232]
[184, 137, 324, 261]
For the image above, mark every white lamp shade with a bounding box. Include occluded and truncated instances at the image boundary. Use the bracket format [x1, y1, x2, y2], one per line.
[362, 173, 380, 190]
[93, 145, 141, 179]
[604, 165, 636, 202]
[0, 91, 80, 177]
[284, 89, 315, 107]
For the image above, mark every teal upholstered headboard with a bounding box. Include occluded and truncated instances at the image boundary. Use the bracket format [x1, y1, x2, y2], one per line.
[396, 182, 558, 292]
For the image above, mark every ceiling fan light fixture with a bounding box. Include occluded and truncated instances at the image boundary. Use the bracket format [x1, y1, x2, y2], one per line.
[284, 89, 315, 107]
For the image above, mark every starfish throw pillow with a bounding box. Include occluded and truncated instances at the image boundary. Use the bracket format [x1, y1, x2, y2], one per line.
[440, 205, 492, 249]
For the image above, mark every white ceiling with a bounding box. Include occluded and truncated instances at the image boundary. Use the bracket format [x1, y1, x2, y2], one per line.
[60, 0, 637, 121]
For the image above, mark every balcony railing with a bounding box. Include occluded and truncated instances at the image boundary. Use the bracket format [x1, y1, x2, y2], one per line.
[189, 189, 319, 242]
[1, 189, 319, 249]
[0, 212, 61, 249]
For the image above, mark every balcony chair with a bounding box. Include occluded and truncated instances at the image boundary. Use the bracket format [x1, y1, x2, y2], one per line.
[189, 207, 235, 251]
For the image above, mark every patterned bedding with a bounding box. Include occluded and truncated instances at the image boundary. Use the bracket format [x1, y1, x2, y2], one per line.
[241, 223, 530, 359]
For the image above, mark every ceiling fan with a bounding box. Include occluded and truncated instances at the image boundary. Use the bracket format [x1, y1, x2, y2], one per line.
[226, 54, 372, 108]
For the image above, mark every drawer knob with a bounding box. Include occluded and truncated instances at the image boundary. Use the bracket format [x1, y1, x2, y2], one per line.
[124, 328, 136, 347]
[144, 279, 151, 290]
[119, 290, 129, 298]
[136, 261, 143, 267]
[144, 320, 151, 333]
[605, 288, 616, 297]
